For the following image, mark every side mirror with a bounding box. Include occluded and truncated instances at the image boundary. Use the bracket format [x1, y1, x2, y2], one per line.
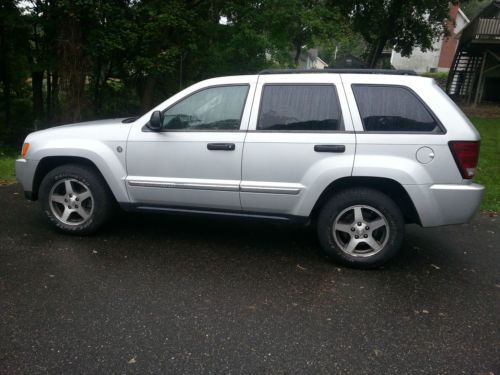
[148, 111, 163, 131]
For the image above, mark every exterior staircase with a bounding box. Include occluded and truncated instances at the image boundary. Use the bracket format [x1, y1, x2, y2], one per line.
[446, 50, 484, 103]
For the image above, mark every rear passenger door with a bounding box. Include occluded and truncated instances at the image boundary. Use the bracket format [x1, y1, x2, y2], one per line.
[240, 74, 356, 217]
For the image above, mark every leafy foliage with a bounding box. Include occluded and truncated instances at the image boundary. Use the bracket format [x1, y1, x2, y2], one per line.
[0, 0, 467, 138]
[337, 0, 456, 68]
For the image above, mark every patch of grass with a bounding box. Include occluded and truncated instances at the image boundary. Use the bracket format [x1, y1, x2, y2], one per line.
[0, 151, 17, 183]
[470, 118, 500, 212]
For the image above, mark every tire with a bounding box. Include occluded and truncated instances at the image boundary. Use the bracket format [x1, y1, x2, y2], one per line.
[317, 188, 405, 269]
[39, 164, 114, 235]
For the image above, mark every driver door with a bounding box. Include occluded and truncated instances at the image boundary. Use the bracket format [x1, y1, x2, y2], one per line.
[126, 78, 255, 211]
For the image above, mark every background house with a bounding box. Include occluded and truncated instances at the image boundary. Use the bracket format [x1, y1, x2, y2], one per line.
[297, 49, 329, 70]
[390, 4, 470, 73]
[446, 1, 500, 104]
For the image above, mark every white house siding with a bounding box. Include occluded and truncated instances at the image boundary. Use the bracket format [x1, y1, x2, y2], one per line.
[390, 39, 442, 73]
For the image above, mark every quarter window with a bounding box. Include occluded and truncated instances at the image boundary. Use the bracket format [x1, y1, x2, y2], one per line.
[162, 85, 249, 131]
[258, 85, 343, 131]
[352, 85, 441, 132]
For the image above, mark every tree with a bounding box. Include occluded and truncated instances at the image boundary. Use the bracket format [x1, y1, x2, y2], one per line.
[337, 0, 458, 68]
[461, 0, 490, 18]
[256, 0, 347, 66]
[0, 0, 27, 129]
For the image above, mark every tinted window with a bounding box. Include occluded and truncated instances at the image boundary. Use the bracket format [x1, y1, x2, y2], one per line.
[352, 85, 440, 132]
[258, 85, 343, 131]
[162, 85, 249, 130]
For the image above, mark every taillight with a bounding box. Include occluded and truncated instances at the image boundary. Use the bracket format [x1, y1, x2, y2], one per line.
[449, 141, 480, 179]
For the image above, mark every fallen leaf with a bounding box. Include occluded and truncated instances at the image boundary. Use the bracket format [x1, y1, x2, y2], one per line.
[128, 357, 136, 364]
[296, 264, 307, 271]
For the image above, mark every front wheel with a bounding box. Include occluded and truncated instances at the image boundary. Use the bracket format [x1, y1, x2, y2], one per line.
[39, 164, 114, 234]
[317, 188, 405, 269]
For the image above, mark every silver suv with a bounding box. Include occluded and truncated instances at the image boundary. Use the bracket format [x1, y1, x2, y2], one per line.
[15, 69, 484, 268]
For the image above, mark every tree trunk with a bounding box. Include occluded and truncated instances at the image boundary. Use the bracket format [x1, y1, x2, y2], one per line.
[294, 43, 302, 66]
[46, 71, 52, 121]
[59, 20, 87, 123]
[140, 76, 156, 112]
[92, 58, 102, 116]
[32, 70, 44, 129]
[97, 62, 112, 114]
[0, 17, 11, 128]
[52, 71, 59, 119]
[366, 37, 387, 69]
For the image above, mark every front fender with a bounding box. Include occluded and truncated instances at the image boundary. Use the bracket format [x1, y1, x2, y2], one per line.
[29, 140, 129, 203]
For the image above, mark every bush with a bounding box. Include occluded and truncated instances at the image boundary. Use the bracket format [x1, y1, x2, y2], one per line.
[421, 72, 448, 89]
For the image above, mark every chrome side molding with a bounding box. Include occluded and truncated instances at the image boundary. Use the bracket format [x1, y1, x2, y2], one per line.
[126, 176, 303, 195]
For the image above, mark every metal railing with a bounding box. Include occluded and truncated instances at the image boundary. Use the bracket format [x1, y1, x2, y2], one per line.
[462, 17, 500, 43]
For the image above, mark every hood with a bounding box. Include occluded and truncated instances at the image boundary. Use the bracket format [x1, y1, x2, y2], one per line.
[25, 118, 133, 144]
[59, 118, 130, 128]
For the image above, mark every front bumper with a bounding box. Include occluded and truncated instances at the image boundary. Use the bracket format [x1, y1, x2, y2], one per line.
[15, 159, 39, 200]
[405, 183, 485, 227]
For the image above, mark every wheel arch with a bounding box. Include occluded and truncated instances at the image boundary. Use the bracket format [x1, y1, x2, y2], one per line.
[309, 176, 421, 225]
[32, 156, 118, 202]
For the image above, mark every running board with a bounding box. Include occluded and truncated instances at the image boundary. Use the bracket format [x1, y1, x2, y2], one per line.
[119, 203, 308, 224]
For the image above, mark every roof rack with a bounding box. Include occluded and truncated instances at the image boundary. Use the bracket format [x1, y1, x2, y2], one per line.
[258, 69, 418, 76]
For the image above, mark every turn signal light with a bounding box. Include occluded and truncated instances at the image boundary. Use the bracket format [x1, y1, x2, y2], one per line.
[21, 143, 30, 158]
[449, 141, 480, 179]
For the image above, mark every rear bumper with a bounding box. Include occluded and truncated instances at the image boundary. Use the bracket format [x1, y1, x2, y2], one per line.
[405, 183, 484, 227]
[15, 159, 38, 200]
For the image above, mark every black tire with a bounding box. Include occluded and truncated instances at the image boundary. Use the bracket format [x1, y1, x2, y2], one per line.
[39, 164, 114, 235]
[317, 188, 405, 269]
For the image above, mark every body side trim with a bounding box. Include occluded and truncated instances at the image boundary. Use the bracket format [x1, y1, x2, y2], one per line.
[126, 176, 304, 195]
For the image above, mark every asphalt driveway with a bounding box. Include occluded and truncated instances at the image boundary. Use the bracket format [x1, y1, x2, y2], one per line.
[1, 183, 499, 374]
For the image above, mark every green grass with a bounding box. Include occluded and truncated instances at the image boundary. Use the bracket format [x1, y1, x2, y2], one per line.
[470, 118, 500, 212]
[0, 153, 17, 182]
[0, 148, 17, 183]
[0, 118, 498, 210]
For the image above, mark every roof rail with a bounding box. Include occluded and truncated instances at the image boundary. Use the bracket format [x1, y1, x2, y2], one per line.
[258, 69, 418, 76]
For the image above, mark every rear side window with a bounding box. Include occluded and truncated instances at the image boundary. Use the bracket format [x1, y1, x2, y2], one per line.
[258, 85, 343, 131]
[352, 85, 441, 133]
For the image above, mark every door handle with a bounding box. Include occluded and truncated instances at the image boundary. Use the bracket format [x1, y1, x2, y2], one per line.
[207, 143, 236, 151]
[314, 144, 346, 153]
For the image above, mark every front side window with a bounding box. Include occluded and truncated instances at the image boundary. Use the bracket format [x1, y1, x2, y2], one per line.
[257, 85, 343, 131]
[162, 85, 249, 131]
[352, 85, 441, 133]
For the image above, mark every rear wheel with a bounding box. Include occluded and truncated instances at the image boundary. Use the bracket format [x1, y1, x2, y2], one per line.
[317, 188, 405, 268]
[39, 164, 114, 234]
